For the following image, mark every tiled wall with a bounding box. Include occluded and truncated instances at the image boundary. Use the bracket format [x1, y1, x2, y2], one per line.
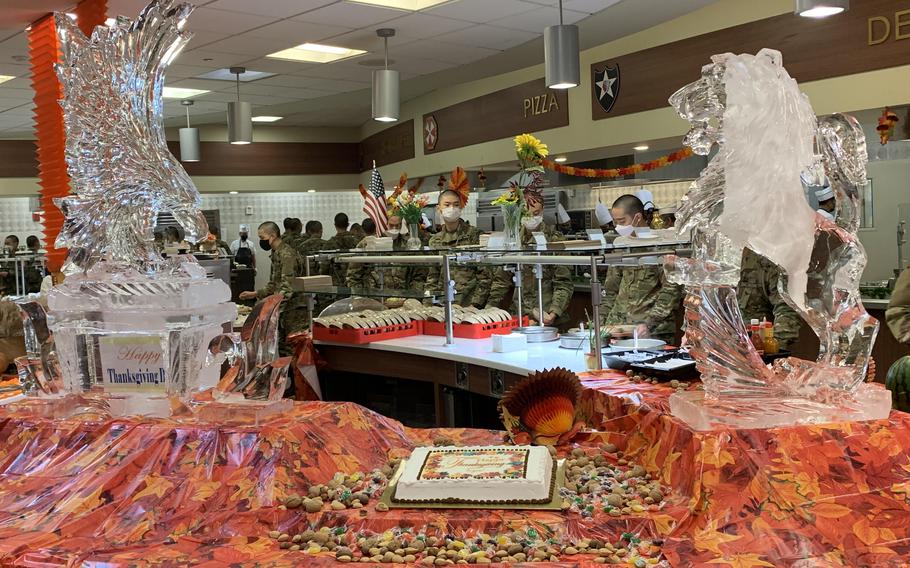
[566, 181, 693, 211]
[0, 197, 43, 248]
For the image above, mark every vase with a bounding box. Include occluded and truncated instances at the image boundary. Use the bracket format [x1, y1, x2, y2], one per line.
[406, 222, 422, 250]
[501, 204, 522, 250]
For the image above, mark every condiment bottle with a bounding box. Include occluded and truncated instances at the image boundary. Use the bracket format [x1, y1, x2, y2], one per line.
[762, 319, 779, 355]
[749, 318, 764, 354]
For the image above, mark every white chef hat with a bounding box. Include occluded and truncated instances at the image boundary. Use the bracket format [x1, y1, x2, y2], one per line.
[815, 185, 834, 202]
[239, 223, 250, 233]
[635, 189, 655, 211]
[556, 203, 571, 224]
[595, 202, 612, 225]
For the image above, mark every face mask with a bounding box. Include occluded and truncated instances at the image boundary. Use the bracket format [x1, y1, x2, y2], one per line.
[384, 229, 400, 237]
[259, 238, 271, 252]
[441, 207, 462, 222]
[615, 224, 635, 237]
[522, 215, 543, 230]
[240, 234, 248, 241]
[817, 209, 835, 221]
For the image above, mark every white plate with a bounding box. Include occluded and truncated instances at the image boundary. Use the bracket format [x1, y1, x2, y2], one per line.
[632, 233, 660, 240]
[612, 338, 666, 349]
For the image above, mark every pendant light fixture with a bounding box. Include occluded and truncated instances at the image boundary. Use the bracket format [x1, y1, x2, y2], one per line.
[544, 0, 579, 89]
[795, 0, 848, 17]
[179, 100, 200, 162]
[372, 28, 399, 122]
[227, 66, 252, 144]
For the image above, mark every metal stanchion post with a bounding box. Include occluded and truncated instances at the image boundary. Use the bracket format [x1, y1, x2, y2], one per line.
[534, 261, 545, 327]
[513, 263, 523, 325]
[590, 255, 603, 370]
[443, 254, 455, 346]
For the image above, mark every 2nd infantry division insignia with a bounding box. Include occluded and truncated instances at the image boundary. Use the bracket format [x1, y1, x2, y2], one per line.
[593, 64, 620, 113]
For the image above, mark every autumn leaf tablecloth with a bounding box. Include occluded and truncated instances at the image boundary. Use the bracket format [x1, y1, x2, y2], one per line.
[0, 372, 907, 567]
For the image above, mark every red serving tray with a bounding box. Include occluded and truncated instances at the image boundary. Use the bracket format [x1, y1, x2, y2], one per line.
[422, 316, 529, 339]
[313, 321, 420, 344]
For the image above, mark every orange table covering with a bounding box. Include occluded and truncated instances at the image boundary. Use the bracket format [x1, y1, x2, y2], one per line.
[0, 371, 907, 567]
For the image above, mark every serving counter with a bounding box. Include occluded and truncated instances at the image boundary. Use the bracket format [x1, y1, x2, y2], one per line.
[316, 335, 591, 427]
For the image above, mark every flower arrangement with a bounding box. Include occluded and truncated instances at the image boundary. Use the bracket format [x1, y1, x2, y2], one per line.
[514, 133, 549, 168]
[389, 191, 429, 224]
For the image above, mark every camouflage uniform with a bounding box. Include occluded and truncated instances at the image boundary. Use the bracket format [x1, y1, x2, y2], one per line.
[257, 240, 305, 353]
[887, 267, 910, 345]
[424, 220, 490, 307]
[346, 233, 429, 293]
[487, 224, 574, 326]
[737, 248, 801, 349]
[602, 264, 683, 344]
[282, 232, 306, 257]
[320, 230, 362, 286]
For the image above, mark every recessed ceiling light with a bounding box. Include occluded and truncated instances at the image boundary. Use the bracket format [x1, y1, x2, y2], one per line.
[251, 116, 283, 123]
[163, 87, 209, 99]
[554, 156, 567, 163]
[197, 68, 276, 82]
[795, 0, 848, 18]
[229, 191, 239, 195]
[345, 0, 453, 9]
[633, 144, 649, 151]
[0, 75, 15, 85]
[267, 43, 367, 64]
[307, 189, 316, 193]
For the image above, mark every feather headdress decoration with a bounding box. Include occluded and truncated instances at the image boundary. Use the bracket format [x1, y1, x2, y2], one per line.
[448, 166, 470, 207]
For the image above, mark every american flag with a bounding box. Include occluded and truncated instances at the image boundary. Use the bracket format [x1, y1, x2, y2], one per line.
[362, 165, 388, 236]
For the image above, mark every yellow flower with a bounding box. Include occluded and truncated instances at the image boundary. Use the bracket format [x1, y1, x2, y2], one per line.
[514, 133, 549, 159]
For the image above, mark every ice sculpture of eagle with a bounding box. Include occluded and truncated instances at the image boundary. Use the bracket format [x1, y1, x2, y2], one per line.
[54, 0, 207, 272]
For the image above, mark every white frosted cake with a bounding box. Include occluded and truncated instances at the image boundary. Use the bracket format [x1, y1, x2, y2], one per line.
[393, 445, 554, 504]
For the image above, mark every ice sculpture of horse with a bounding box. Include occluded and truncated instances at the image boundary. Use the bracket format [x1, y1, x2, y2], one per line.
[663, 49, 888, 428]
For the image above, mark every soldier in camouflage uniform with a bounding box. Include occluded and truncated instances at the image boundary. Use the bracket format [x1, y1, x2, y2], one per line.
[887, 267, 910, 345]
[737, 248, 801, 349]
[424, 191, 490, 307]
[602, 195, 683, 344]
[486, 196, 573, 327]
[281, 218, 307, 257]
[320, 213, 362, 286]
[239, 221, 305, 355]
[346, 215, 428, 292]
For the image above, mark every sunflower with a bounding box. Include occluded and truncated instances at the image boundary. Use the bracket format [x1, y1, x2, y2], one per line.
[514, 133, 549, 164]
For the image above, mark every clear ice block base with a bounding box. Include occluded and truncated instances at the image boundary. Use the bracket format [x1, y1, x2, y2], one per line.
[670, 383, 892, 431]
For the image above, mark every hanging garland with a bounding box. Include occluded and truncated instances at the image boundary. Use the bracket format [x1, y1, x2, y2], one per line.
[538, 147, 694, 178]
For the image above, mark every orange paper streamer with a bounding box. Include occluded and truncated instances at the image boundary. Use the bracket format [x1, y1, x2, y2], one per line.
[539, 147, 694, 179]
[29, 0, 106, 273]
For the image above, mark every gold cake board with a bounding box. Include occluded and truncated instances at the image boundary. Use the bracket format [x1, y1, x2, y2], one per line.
[380, 459, 566, 510]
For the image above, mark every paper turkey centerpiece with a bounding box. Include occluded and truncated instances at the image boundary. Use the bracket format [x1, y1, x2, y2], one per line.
[499, 367, 584, 446]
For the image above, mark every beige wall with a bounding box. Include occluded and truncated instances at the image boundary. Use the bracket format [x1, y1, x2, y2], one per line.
[359, 0, 910, 185]
[859, 159, 910, 282]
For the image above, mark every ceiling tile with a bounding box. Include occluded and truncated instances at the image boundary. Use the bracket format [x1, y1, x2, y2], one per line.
[393, 38, 499, 63]
[436, 24, 537, 50]
[183, 29, 234, 49]
[204, 0, 338, 19]
[424, 0, 531, 23]
[167, 78, 235, 92]
[488, 6, 587, 32]
[168, 63, 218, 79]
[185, 7, 278, 35]
[283, 76, 368, 93]
[235, 57, 320, 75]
[524, 0, 622, 13]
[253, 74, 326, 88]
[243, 19, 354, 43]
[379, 12, 472, 40]
[108, 0, 161, 17]
[290, 64, 372, 83]
[176, 49, 250, 68]
[292, 2, 404, 28]
[197, 34, 297, 57]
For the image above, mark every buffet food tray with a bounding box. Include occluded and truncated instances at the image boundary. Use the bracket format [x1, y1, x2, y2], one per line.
[379, 458, 565, 510]
[422, 317, 528, 339]
[313, 321, 421, 344]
